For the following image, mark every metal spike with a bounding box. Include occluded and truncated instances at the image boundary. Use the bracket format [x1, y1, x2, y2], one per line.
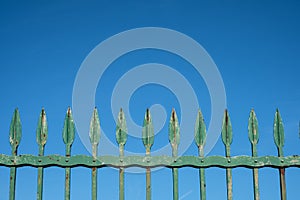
[142, 108, 154, 153]
[116, 108, 127, 146]
[274, 109, 284, 151]
[195, 109, 206, 149]
[62, 107, 75, 154]
[89, 108, 100, 146]
[168, 108, 180, 148]
[221, 109, 232, 147]
[9, 108, 22, 150]
[36, 108, 48, 147]
[248, 109, 259, 145]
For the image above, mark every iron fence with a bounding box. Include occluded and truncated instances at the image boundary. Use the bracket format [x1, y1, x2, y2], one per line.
[0, 107, 299, 200]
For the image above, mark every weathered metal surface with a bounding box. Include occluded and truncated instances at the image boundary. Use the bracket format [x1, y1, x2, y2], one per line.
[116, 108, 127, 200]
[195, 109, 206, 200]
[222, 110, 232, 200]
[2, 155, 300, 168]
[1, 108, 299, 200]
[274, 109, 286, 200]
[169, 109, 179, 200]
[36, 109, 48, 200]
[248, 110, 260, 200]
[89, 108, 100, 200]
[9, 109, 21, 200]
[63, 108, 74, 200]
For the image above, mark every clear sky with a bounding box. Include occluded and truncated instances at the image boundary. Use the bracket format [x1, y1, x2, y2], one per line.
[0, 1, 299, 200]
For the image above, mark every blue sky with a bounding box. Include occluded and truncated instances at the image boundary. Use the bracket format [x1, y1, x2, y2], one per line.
[0, 1, 299, 199]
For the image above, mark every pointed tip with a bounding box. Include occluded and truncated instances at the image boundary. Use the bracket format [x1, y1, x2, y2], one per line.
[145, 108, 151, 122]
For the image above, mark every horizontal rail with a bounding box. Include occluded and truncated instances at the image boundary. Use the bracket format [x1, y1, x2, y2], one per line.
[1, 154, 300, 168]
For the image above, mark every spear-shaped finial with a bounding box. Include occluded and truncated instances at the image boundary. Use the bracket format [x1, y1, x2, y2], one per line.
[195, 109, 206, 157]
[62, 107, 75, 156]
[89, 107, 100, 157]
[9, 108, 22, 155]
[248, 109, 259, 147]
[274, 109, 284, 156]
[221, 109, 232, 157]
[36, 108, 48, 156]
[169, 108, 180, 157]
[116, 108, 127, 148]
[142, 109, 154, 154]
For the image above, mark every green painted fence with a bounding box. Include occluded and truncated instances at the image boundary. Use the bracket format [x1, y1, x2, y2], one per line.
[1, 107, 300, 200]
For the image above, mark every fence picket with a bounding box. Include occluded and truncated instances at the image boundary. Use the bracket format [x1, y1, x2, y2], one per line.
[62, 108, 75, 200]
[9, 108, 21, 200]
[116, 108, 127, 200]
[195, 109, 206, 200]
[89, 108, 100, 200]
[142, 109, 154, 200]
[248, 109, 260, 200]
[169, 109, 179, 200]
[221, 110, 233, 200]
[36, 109, 48, 200]
[273, 109, 286, 200]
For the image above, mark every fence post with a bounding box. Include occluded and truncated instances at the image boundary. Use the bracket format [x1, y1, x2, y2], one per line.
[116, 108, 127, 200]
[36, 109, 48, 200]
[222, 109, 233, 200]
[9, 108, 21, 200]
[62, 108, 75, 200]
[248, 109, 260, 200]
[89, 108, 100, 200]
[195, 109, 206, 200]
[169, 109, 180, 200]
[273, 109, 286, 200]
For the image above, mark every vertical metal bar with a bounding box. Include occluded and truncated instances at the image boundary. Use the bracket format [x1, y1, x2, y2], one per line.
[146, 148, 151, 200]
[172, 168, 178, 200]
[36, 109, 47, 200]
[119, 144, 125, 200]
[221, 110, 233, 200]
[225, 146, 232, 200]
[10, 147, 17, 200]
[9, 147, 16, 200]
[37, 146, 44, 200]
[92, 144, 98, 200]
[199, 147, 206, 200]
[119, 168, 124, 200]
[278, 148, 286, 200]
[9, 109, 21, 200]
[195, 109, 206, 200]
[117, 109, 127, 200]
[273, 110, 286, 200]
[172, 145, 178, 200]
[62, 108, 75, 200]
[65, 146, 71, 200]
[248, 110, 260, 200]
[252, 145, 260, 200]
